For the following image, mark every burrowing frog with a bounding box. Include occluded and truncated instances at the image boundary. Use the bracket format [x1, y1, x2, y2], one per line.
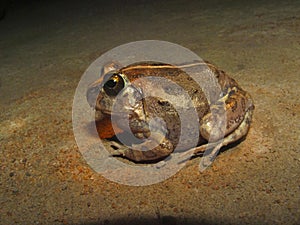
[86, 61, 254, 162]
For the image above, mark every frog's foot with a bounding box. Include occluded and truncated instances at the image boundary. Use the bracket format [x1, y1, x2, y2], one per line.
[111, 148, 126, 157]
[178, 141, 222, 163]
[110, 141, 129, 157]
[111, 132, 174, 162]
[110, 141, 124, 150]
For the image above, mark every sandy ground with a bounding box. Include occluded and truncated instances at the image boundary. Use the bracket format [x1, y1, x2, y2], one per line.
[0, 0, 299, 224]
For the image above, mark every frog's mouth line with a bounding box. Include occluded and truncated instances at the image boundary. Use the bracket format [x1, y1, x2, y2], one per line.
[92, 109, 112, 122]
[99, 109, 112, 116]
[97, 108, 130, 120]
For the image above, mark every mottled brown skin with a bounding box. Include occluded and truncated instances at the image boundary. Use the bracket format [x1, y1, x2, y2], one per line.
[87, 61, 254, 162]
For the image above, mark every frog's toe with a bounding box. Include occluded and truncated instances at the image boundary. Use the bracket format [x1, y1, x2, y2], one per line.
[111, 149, 126, 157]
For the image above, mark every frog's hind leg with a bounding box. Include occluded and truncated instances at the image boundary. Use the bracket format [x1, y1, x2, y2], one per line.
[180, 107, 253, 163]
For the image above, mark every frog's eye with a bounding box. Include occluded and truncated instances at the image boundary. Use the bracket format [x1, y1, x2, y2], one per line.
[103, 74, 125, 96]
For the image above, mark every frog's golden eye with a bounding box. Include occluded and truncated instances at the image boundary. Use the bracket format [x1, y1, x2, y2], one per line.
[103, 74, 125, 96]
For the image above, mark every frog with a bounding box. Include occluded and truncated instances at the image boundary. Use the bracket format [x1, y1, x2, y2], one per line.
[86, 61, 254, 163]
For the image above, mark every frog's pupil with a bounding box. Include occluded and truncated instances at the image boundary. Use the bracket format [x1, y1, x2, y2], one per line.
[106, 79, 117, 88]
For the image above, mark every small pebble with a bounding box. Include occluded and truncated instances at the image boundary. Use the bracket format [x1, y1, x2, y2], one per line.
[61, 184, 68, 191]
[12, 188, 19, 194]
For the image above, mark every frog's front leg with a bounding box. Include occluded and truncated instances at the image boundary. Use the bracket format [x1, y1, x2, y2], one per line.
[112, 132, 174, 162]
[192, 87, 254, 157]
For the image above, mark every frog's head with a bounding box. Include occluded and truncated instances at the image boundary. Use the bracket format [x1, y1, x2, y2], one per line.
[86, 62, 145, 122]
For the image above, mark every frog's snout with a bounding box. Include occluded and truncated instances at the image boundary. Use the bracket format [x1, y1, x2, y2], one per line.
[86, 84, 101, 109]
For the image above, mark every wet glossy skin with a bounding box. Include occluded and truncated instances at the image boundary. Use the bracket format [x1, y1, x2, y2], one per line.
[87, 61, 254, 162]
